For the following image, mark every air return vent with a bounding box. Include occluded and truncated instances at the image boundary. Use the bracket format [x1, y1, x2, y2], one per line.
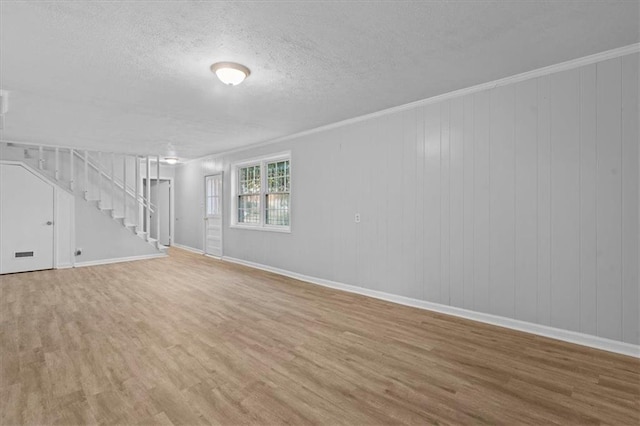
[15, 251, 34, 258]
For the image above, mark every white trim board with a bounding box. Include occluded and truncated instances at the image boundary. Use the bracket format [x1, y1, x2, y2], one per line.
[74, 253, 166, 268]
[221, 255, 640, 359]
[183, 43, 640, 162]
[172, 243, 204, 255]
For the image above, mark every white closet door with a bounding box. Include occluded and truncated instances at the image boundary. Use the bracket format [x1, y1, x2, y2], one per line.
[0, 164, 54, 274]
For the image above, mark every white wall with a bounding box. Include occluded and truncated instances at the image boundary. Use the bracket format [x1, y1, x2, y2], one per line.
[175, 52, 639, 345]
[55, 187, 75, 268]
[74, 197, 159, 264]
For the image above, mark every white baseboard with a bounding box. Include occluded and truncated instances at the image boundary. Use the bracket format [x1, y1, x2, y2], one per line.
[74, 253, 167, 268]
[172, 243, 204, 255]
[56, 263, 74, 269]
[222, 256, 640, 359]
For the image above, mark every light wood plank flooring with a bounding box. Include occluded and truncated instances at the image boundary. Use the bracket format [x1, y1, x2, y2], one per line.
[1, 248, 639, 425]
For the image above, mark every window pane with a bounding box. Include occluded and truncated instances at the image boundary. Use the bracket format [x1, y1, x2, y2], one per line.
[238, 195, 260, 224]
[239, 165, 260, 194]
[265, 194, 289, 226]
[265, 160, 290, 194]
[213, 196, 219, 215]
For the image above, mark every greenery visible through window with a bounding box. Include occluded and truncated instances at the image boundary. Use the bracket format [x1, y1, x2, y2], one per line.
[237, 164, 261, 224]
[265, 160, 290, 226]
[233, 154, 291, 231]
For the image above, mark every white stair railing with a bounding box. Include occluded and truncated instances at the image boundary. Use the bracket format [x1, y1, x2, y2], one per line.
[2, 142, 160, 244]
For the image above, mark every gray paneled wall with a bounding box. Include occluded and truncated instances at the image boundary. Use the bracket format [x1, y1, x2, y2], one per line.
[174, 52, 639, 345]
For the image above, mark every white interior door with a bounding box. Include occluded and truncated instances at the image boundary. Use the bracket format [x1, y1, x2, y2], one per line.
[149, 180, 171, 246]
[205, 174, 223, 257]
[0, 164, 55, 274]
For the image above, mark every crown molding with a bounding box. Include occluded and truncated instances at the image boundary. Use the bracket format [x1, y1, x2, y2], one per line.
[182, 42, 640, 165]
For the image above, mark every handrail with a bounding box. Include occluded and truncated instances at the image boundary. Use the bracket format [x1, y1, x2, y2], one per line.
[1, 139, 152, 158]
[75, 150, 156, 212]
[4, 140, 165, 246]
[2, 141, 156, 213]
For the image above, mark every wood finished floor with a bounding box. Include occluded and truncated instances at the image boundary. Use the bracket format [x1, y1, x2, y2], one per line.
[1, 248, 639, 425]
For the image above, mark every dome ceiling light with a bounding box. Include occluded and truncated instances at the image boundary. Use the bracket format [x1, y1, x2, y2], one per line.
[164, 157, 178, 165]
[210, 62, 250, 86]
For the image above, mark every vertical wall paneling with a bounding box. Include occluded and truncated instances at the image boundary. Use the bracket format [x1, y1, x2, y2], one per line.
[329, 135, 341, 283]
[621, 54, 639, 345]
[401, 109, 420, 299]
[449, 97, 465, 308]
[171, 51, 639, 346]
[378, 117, 393, 292]
[579, 64, 598, 336]
[473, 91, 491, 313]
[537, 75, 552, 326]
[514, 79, 539, 323]
[440, 102, 451, 305]
[336, 126, 359, 287]
[462, 95, 475, 310]
[550, 68, 581, 332]
[371, 119, 387, 291]
[358, 123, 375, 290]
[489, 84, 516, 318]
[423, 103, 441, 302]
[596, 58, 623, 341]
[383, 113, 405, 296]
[416, 107, 426, 300]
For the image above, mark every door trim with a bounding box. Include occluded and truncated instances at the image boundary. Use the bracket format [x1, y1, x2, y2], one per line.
[204, 173, 223, 258]
[142, 177, 174, 246]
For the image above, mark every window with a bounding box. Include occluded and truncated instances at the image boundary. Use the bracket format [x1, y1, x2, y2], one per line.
[205, 174, 222, 216]
[232, 153, 291, 232]
[265, 160, 290, 226]
[237, 164, 261, 224]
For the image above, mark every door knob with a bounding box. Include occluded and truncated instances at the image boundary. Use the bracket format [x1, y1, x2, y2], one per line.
[46, 221, 53, 225]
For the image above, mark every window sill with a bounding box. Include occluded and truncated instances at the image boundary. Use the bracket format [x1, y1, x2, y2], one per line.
[230, 224, 291, 234]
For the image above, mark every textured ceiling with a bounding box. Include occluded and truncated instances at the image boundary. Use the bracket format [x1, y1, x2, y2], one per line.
[1, 0, 638, 159]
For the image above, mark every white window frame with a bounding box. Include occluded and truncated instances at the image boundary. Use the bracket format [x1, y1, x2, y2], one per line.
[230, 151, 291, 233]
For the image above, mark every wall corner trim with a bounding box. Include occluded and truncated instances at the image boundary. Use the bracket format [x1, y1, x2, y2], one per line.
[221, 255, 640, 359]
[73, 253, 167, 268]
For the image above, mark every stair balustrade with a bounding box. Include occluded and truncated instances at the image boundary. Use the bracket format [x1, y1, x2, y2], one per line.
[0, 141, 167, 251]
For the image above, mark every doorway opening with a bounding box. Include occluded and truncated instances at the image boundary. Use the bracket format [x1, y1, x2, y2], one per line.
[143, 178, 173, 247]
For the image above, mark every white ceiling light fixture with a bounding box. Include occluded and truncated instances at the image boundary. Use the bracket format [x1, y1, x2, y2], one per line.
[164, 157, 178, 165]
[210, 62, 250, 86]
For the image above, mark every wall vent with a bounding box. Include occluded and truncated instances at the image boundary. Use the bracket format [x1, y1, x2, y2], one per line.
[15, 251, 34, 258]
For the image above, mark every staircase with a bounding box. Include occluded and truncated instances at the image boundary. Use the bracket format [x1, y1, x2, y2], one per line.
[1, 141, 168, 253]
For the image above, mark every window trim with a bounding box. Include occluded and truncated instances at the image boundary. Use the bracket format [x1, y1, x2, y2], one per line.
[230, 151, 292, 233]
